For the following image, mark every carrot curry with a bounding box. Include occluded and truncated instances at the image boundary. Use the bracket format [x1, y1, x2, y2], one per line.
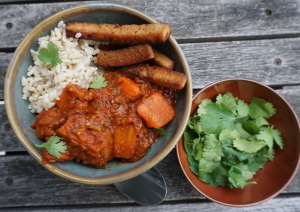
[32, 72, 176, 168]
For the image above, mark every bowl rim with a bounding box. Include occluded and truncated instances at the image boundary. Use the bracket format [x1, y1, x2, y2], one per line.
[176, 78, 300, 207]
[4, 3, 193, 184]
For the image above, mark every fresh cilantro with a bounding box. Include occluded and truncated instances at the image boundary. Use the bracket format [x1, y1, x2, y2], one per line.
[249, 97, 276, 119]
[272, 128, 284, 149]
[202, 134, 224, 162]
[196, 99, 213, 116]
[184, 92, 284, 189]
[38, 41, 62, 67]
[153, 128, 167, 136]
[233, 138, 266, 153]
[35, 136, 67, 158]
[89, 75, 108, 89]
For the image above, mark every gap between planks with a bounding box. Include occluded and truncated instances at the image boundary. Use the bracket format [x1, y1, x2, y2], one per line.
[177, 33, 300, 44]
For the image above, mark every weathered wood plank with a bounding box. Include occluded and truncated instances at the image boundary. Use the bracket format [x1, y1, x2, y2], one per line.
[0, 104, 25, 152]
[0, 52, 9, 98]
[182, 37, 300, 89]
[278, 88, 300, 119]
[3, 196, 300, 212]
[0, 149, 300, 208]
[0, 151, 194, 208]
[1, 0, 300, 48]
[2, 37, 300, 100]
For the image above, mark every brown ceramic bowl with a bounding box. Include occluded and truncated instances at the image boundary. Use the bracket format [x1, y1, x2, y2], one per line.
[5, 4, 192, 185]
[176, 78, 300, 207]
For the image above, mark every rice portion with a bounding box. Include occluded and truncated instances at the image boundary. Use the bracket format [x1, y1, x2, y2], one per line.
[22, 21, 103, 113]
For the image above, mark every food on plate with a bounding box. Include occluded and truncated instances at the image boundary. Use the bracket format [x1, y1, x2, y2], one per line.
[22, 20, 183, 169]
[21, 21, 102, 113]
[115, 63, 187, 90]
[184, 92, 284, 189]
[31, 72, 176, 168]
[38, 41, 62, 67]
[117, 76, 141, 101]
[95, 44, 155, 67]
[98, 43, 129, 51]
[66, 22, 172, 44]
[151, 49, 175, 69]
[137, 92, 175, 128]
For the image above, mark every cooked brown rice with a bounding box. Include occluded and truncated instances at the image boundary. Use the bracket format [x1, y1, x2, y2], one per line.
[22, 21, 104, 113]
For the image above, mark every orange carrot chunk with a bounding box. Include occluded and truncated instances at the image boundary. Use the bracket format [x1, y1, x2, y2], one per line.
[114, 124, 138, 159]
[117, 76, 141, 101]
[136, 92, 175, 128]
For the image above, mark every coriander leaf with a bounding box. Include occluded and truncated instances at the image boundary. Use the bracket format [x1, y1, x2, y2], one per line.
[153, 128, 166, 136]
[272, 128, 284, 149]
[188, 156, 199, 175]
[235, 122, 251, 139]
[249, 97, 276, 119]
[198, 158, 220, 174]
[194, 142, 204, 160]
[200, 103, 240, 136]
[211, 164, 230, 187]
[242, 120, 260, 135]
[247, 154, 268, 172]
[254, 117, 269, 127]
[196, 99, 213, 116]
[221, 139, 239, 164]
[187, 116, 201, 130]
[233, 138, 267, 153]
[216, 92, 238, 115]
[256, 126, 284, 149]
[227, 164, 256, 189]
[200, 173, 216, 187]
[256, 126, 274, 150]
[38, 41, 62, 66]
[192, 136, 201, 150]
[259, 145, 275, 161]
[89, 75, 108, 89]
[222, 139, 253, 163]
[193, 121, 203, 134]
[236, 100, 249, 117]
[35, 136, 67, 158]
[202, 134, 224, 162]
[219, 129, 241, 142]
[183, 130, 196, 157]
[183, 131, 199, 175]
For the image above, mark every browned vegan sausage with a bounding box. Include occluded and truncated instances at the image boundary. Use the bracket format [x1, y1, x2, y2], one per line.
[151, 49, 175, 69]
[66, 22, 172, 44]
[115, 63, 187, 90]
[95, 44, 155, 67]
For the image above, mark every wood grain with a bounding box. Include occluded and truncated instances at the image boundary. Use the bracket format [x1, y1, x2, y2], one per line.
[2, 196, 300, 212]
[1, 0, 300, 48]
[0, 150, 299, 209]
[181, 37, 300, 89]
[0, 52, 9, 98]
[0, 104, 24, 152]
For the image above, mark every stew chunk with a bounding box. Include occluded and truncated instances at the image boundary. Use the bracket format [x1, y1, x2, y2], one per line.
[136, 92, 175, 128]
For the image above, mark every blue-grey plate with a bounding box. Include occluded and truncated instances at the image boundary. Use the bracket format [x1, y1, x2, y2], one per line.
[4, 3, 192, 184]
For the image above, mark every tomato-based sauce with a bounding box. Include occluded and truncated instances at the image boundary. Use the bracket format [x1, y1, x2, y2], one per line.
[32, 72, 176, 168]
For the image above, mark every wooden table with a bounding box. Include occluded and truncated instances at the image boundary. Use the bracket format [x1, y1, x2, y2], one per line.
[1, 0, 300, 211]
